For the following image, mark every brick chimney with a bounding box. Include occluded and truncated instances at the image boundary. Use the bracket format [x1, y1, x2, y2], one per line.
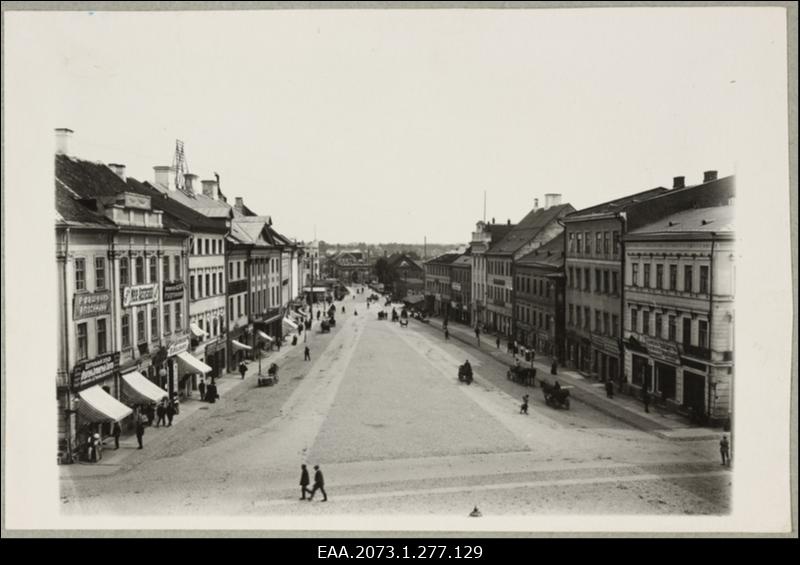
[154, 166, 176, 190]
[184, 173, 199, 194]
[544, 193, 562, 209]
[108, 163, 126, 181]
[55, 128, 73, 156]
[673, 176, 685, 189]
[201, 179, 219, 200]
[533, 198, 539, 211]
[234, 197, 245, 214]
[703, 170, 718, 183]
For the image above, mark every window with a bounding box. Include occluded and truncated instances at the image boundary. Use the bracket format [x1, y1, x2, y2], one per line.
[613, 231, 620, 255]
[205, 274, 211, 296]
[699, 320, 708, 348]
[120, 257, 129, 286]
[164, 304, 171, 335]
[643, 310, 651, 336]
[595, 310, 601, 333]
[595, 269, 602, 293]
[95, 257, 106, 289]
[135, 257, 144, 284]
[584, 307, 590, 330]
[212, 317, 219, 336]
[612, 271, 619, 295]
[76, 322, 88, 360]
[174, 255, 181, 279]
[237, 295, 242, 318]
[643, 263, 651, 288]
[150, 307, 158, 338]
[122, 314, 130, 348]
[602, 270, 609, 294]
[545, 314, 550, 331]
[137, 311, 146, 343]
[576, 233, 583, 254]
[230, 297, 235, 321]
[190, 275, 196, 300]
[568, 304, 574, 325]
[684, 266, 693, 292]
[611, 314, 619, 337]
[568, 233, 575, 253]
[584, 268, 590, 290]
[631, 263, 639, 287]
[96, 318, 107, 355]
[229, 262, 234, 279]
[700, 266, 709, 294]
[656, 264, 663, 289]
[596, 233, 602, 255]
[163, 256, 170, 282]
[75, 258, 86, 291]
[585, 232, 592, 254]
[668, 315, 676, 341]
[669, 264, 678, 290]
[238, 262, 242, 279]
[212, 272, 217, 295]
[576, 307, 582, 328]
[603, 313, 609, 336]
[683, 317, 692, 346]
[631, 308, 638, 333]
[655, 313, 663, 339]
[603, 232, 610, 255]
[149, 256, 157, 283]
[218, 272, 223, 294]
[175, 302, 182, 330]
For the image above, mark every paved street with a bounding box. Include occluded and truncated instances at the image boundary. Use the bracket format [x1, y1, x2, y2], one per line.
[61, 287, 730, 517]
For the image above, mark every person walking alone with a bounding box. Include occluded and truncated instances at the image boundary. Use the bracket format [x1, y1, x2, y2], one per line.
[720, 435, 730, 466]
[307, 465, 328, 501]
[642, 389, 651, 413]
[156, 401, 167, 427]
[135, 413, 145, 449]
[112, 421, 121, 450]
[520, 394, 529, 415]
[304, 346, 311, 361]
[444, 328, 449, 341]
[496, 335, 501, 349]
[299, 464, 311, 500]
[475, 327, 480, 346]
[239, 361, 247, 380]
[199, 378, 206, 402]
[605, 379, 614, 399]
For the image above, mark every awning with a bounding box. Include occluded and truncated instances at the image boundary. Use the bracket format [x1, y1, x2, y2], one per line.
[257, 330, 274, 342]
[231, 339, 252, 351]
[121, 372, 168, 405]
[190, 322, 208, 338]
[283, 317, 299, 331]
[77, 385, 133, 423]
[176, 351, 212, 374]
[294, 310, 309, 319]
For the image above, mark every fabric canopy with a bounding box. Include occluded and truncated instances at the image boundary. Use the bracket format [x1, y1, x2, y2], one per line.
[176, 351, 212, 374]
[77, 385, 133, 423]
[257, 330, 274, 342]
[190, 322, 208, 338]
[283, 317, 299, 330]
[231, 339, 252, 351]
[121, 372, 167, 405]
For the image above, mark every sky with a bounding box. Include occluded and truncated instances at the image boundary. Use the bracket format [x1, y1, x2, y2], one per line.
[7, 7, 784, 243]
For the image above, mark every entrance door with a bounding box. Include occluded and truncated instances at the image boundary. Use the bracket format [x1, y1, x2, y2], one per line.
[656, 363, 676, 400]
[683, 371, 705, 415]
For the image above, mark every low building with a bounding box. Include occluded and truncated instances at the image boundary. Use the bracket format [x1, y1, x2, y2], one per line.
[449, 252, 473, 325]
[623, 204, 734, 425]
[386, 253, 425, 298]
[325, 249, 374, 283]
[423, 252, 462, 318]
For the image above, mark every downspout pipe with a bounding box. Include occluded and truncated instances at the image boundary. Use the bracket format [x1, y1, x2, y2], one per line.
[707, 236, 716, 423]
[618, 212, 627, 388]
[62, 227, 72, 463]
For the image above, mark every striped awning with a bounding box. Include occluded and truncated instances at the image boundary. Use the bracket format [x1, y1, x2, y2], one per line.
[121, 372, 167, 405]
[231, 339, 252, 351]
[176, 351, 212, 374]
[283, 317, 299, 331]
[190, 322, 208, 338]
[257, 330, 274, 342]
[77, 385, 133, 423]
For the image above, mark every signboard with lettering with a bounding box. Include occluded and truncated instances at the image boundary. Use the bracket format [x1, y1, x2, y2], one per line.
[71, 352, 120, 391]
[167, 336, 190, 357]
[451, 282, 461, 291]
[644, 336, 681, 364]
[493, 279, 506, 286]
[228, 279, 248, 295]
[122, 284, 159, 307]
[73, 291, 111, 320]
[163, 281, 185, 302]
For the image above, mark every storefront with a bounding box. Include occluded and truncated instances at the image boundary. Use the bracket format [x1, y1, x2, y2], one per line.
[204, 339, 226, 380]
[74, 384, 133, 461]
[175, 350, 213, 391]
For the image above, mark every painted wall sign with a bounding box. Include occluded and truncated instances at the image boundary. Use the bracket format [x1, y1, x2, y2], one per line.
[163, 281, 185, 302]
[122, 283, 159, 307]
[167, 336, 190, 357]
[72, 351, 120, 391]
[73, 290, 111, 320]
[645, 336, 681, 364]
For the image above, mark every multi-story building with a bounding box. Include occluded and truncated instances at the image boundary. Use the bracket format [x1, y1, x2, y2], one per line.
[386, 253, 425, 298]
[564, 171, 734, 385]
[623, 203, 734, 425]
[55, 131, 194, 461]
[226, 223, 252, 371]
[470, 219, 515, 329]
[325, 250, 374, 283]
[299, 240, 320, 289]
[514, 234, 566, 359]
[449, 252, 473, 325]
[423, 252, 462, 318]
[484, 196, 574, 337]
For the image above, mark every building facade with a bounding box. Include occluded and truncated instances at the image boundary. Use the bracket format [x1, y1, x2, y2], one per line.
[449, 253, 472, 325]
[470, 220, 515, 329]
[423, 252, 461, 318]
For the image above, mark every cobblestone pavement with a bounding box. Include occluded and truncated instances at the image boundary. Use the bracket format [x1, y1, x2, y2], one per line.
[60, 287, 730, 519]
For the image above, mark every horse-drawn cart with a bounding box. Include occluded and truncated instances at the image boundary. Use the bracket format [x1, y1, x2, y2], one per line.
[258, 363, 279, 387]
[540, 379, 571, 409]
[507, 366, 536, 387]
[457, 363, 473, 385]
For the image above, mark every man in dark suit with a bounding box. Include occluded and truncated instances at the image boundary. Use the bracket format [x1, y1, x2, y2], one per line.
[307, 465, 328, 501]
[299, 464, 310, 499]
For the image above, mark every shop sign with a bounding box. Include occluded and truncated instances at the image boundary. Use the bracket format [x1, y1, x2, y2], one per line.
[167, 336, 190, 357]
[163, 281, 185, 302]
[71, 352, 120, 391]
[229, 279, 248, 295]
[205, 339, 225, 355]
[73, 290, 111, 320]
[591, 335, 620, 357]
[493, 279, 506, 286]
[451, 282, 461, 291]
[138, 355, 153, 371]
[644, 336, 681, 365]
[122, 283, 159, 307]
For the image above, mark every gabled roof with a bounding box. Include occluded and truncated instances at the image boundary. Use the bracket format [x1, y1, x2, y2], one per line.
[126, 178, 226, 233]
[517, 233, 566, 268]
[488, 204, 575, 255]
[387, 253, 424, 271]
[151, 179, 233, 219]
[55, 180, 116, 229]
[565, 187, 669, 220]
[426, 252, 462, 265]
[56, 154, 129, 198]
[451, 253, 473, 268]
[626, 205, 734, 238]
[486, 223, 515, 241]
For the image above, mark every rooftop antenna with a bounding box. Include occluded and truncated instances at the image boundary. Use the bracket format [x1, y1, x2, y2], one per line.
[172, 139, 189, 193]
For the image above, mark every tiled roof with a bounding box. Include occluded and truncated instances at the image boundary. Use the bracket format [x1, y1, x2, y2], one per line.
[125, 178, 226, 232]
[56, 154, 129, 198]
[451, 254, 473, 268]
[426, 252, 462, 265]
[517, 233, 565, 267]
[153, 180, 232, 218]
[486, 224, 515, 241]
[627, 205, 734, 236]
[489, 204, 574, 255]
[55, 180, 116, 228]
[566, 187, 669, 219]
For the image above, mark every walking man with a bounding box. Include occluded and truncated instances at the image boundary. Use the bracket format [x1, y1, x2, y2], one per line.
[112, 421, 121, 450]
[720, 435, 730, 466]
[642, 389, 651, 413]
[520, 394, 530, 415]
[304, 346, 311, 361]
[444, 328, 450, 341]
[605, 379, 614, 399]
[156, 401, 167, 427]
[299, 464, 311, 500]
[475, 326, 480, 345]
[199, 378, 206, 401]
[307, 465, 328, 501]
[166, 401, 176, 427]
[135, 414, 145, 449]
[496, 335, 501, 349]
[239, 361, 247, 380]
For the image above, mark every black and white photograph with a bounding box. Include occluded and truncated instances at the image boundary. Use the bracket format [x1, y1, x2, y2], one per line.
[2, 2, 796, 537]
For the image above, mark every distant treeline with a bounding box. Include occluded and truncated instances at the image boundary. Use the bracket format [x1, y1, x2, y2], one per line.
[319, 241, 461, 260]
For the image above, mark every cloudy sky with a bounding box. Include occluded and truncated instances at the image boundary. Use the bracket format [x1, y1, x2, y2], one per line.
[7, 7, 786, 242]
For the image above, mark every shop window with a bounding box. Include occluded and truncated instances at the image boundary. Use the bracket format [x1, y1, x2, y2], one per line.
[75, 258, 86, 291]
[95, 257, 106, 290]
[76, 322, 88, 360]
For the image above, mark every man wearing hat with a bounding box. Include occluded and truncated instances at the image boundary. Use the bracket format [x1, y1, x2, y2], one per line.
[307, 465, 328, 501]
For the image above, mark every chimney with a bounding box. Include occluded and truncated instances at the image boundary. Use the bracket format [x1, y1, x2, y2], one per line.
[154, 166, 176, 190]
[234, 196, 245, 214]
[201, 179, 219, 200]
[184, 173, 199, 194]
[673, 176, 685, 189]
[492, 217, 495, 224]
[703, 170, 718, 183]
[507, 219, 511, 225]
[55, 128, 73, 156]
[544, 193, 562, 209]
[108, 163, 126, 181]
[533, 198, 539, 211]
